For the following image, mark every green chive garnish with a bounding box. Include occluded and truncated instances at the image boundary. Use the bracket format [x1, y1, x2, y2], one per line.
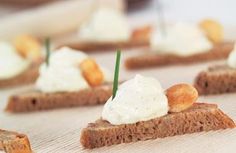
[45, 38, 51, 66]
[112, 50, 121, 100]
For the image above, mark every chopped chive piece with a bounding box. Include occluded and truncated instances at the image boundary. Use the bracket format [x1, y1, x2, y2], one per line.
[112, 50, 121, 100]
[45, 38, 51, 66]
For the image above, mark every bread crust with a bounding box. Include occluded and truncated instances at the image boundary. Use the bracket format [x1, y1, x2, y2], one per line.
[80, 103, 235, 149]
[57, 26, 151, 52]
[59, 39, 148, 52]
[0, 129, 32, 153]
[194, 64, 236, 95]
[125, 42, 234, 69]
[0, 60, 41, 89]
[6, 85, 112, 113]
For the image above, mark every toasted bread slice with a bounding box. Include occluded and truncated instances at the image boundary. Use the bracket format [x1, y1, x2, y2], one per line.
[6, 85, 112, 113]
[80, 103, 235, 149]
[0, 60, 41, 89]
[58, 26, 151, 52]
[194, 64, 236, 95]
[0, 129, 32, 153]
[59, 38, 148, 52]
[125, 42, 233, 69]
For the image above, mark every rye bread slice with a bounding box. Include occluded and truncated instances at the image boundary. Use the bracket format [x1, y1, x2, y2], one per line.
[125, 42, 234, 69]
[80, 103, 235, 149]
[0, 129, 32, 153]
[0, 61, 41, 89]
[194, 64, 236, 95]
[6, 85, 112, 113]
[58, 26, 151, 52]
[59, 39, 148, 52]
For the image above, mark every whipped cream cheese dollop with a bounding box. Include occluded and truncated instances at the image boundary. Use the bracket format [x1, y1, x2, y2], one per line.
[36, 47, 111, 93]
[227, 43, 236, 68]
[102, 74, 168, 125]
[150, 23, 213, 56]
[0, 42, 30, 79]
[78, 7, 131, 43]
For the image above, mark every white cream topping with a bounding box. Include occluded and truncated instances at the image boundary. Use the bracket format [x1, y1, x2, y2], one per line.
[150, 23, 213, 56]
[102, 74, 168, 125]
[227, 43, 236, 68]
[36, 47, 111, 93]
[0, 42, 30, 79]
[78, 7, 131, 42]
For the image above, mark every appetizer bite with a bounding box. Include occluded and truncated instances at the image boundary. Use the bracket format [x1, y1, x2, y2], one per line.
[195, 43, 236, 95]
[58, 7, 151, 52]
[125, 19, 234, 69]
[6, 47, 113, 113]
[80, 52, 235, 149]
[0, 129, 32, 153]
[81, 75, 235, 149]
[0, 35, 42, 88]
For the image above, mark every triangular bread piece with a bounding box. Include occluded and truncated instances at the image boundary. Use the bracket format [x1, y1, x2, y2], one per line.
[0, 62, 40, 89]
[58, 26, 151, 52]
[0, 129, 32, 153]
[80, 103, 235, 149]
[195, 65, 236, 95]
[125, 42, 233, 69]
[6, 85, 112, 113]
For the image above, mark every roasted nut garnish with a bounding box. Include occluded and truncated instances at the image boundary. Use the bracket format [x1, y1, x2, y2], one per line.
[80, 58, 104, 87]
[13, 34, 41, 60]
[131, 25, 152, 42]
[199, 19, 223, 43]
[166, 84, 198, 113]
